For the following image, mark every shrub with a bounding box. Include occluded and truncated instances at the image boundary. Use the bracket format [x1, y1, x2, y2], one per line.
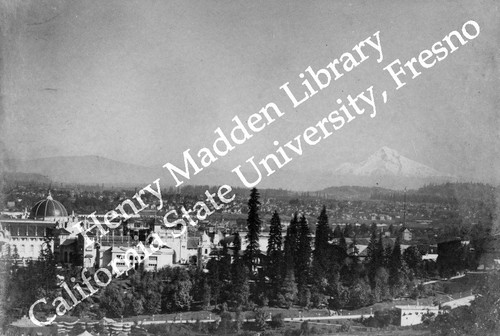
[258, 292, 270, 307]
[245, 301, 257, 311]
[254, 308, 268, 331]
[270, 313, 285, 328]
[421, 311, 436, 325]
[237, 331, 256, 336]
[338, 320, 352, 332]
[300, 320, 310, 335]
[364, 309, 400, 328]
[234, 308, 244, 332]
[262, 331, 281, 336]
[218, 311, 233, 334]
[284, 327, 302, 336]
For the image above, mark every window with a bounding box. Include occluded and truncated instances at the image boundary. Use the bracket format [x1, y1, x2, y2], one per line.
[21, 245, 25, 254]
[30, 245, 34, 255]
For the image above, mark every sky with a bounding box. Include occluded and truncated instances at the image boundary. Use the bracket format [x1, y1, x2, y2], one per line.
[1, 0, 499, 185]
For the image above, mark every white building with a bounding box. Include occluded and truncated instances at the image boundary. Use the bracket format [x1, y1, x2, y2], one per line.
[101, 245, 175, 273]
[395, 305, 439, 326]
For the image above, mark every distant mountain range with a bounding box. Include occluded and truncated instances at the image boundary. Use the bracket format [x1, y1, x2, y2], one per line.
[5, 147, 458, 190]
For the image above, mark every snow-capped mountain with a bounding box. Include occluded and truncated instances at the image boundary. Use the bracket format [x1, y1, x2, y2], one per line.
[335, 146, 451, 178]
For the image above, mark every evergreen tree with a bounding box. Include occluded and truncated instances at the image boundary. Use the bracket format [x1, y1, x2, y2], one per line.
[218, 239, 232, 303]
[202, 279, 211, 310]
[403, 245, 423, 277]
[266, 211, 283, 300]
[366, 223, 378, 259]
[313, 206, 329, 276]
[383, 245, 393, 268]
[283, 213, 299, 276]
[344, 235, 360, 284]
[343, 223, 354, 238]
[233, 232, 242, 255]
[245, 188, 262, 275]
[388, 224, 395, 236]
[232, 232, 250, 309]
[124, 290, 145, 316]
[332, 225, 343, 239]
[206, 257, 222, 306]
[100, 282, 126, 317]
[296, 214, 311, 306]
[390, 236, 402, 270]
[277, 268, 297, 309]
[161, 268, 193, 312]
[220, 239, 232, 280]
[373, 267, 391, 302]
[348, 278, 373, 308]
[350, 235, 360, 263]
[311, 206, 330, 306]
[144, 289, 162, 315]
[367, 224, 383, 288]
[327, 270, 350, 309]
[339, 231, 348, 261]
[377, 232, 389, 267]
[389, 235, 406, 296]
[359, 223, 369, 236]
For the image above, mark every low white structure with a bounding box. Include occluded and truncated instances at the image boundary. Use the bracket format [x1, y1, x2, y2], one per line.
[395, 305, 439, 326]
[422, 253, 438, 262]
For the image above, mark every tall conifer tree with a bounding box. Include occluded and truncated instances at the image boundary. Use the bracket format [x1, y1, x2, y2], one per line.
[245, 188, 262, 274]
[296, 214, 312, 298]
[376, 231, 386, 266]
[367, 223, 382, 288]
[232, 232, 250, 308]
[339, 231, 348, 261]
[332, 225, 343, 239]
[313, 206, 329, 276]
[266, 211, 283, 296]
[389, 235, 404, 294]
[283, 212, 299, 275]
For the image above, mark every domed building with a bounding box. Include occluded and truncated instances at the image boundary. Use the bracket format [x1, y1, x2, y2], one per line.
[29, 192, 69, 221]
[0, 192, 72, 262]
